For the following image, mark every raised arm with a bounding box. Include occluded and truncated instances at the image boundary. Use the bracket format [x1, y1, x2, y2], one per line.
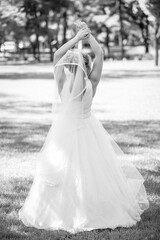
[87, 34, 104, 96]
[53, 27, 90, 66]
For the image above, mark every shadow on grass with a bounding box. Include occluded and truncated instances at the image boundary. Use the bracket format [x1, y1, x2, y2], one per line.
[0, 69, 160, 81]
[101, 69, 160, 81]
[0, 72, 53, 80]
[140, 168, 160, 197]
[1, 118, 160, 154]
[0, 178, 75, 240]
[103, 120, 160, 154]
[0, 120, 50, 153]
[0, 93, 51, 115]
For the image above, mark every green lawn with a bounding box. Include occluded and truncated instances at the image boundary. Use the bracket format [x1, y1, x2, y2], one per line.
[0, 61, 160, 240]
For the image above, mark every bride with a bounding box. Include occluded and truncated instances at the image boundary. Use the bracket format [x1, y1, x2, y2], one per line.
[18, 21, 149, 233]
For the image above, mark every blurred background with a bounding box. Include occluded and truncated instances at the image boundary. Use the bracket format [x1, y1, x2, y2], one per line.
[0, 0, 160, 65]
[0, 1, 160, 239]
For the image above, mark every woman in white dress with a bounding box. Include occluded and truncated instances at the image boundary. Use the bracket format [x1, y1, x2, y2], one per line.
[18, 22, 149, 233]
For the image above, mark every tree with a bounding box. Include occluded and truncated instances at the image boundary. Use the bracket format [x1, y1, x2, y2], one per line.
[0, 0, 25, 48]
[146, 0, 160, 65]
[139, 0, 160, 65]
[20, 0, 74, 61]
[21, 0, 43, 61]
[124, 0, 150, 53]
[76, 0, 120, 57]
[94, 0, 125, 58]
[96, 0, 142, 59]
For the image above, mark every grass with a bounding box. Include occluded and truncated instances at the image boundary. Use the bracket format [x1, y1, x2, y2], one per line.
[0, 61, 160, 239]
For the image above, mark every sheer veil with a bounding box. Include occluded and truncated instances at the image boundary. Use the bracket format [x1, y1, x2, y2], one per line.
[52, 49, 88, 120]
[36, 49, 90, 184]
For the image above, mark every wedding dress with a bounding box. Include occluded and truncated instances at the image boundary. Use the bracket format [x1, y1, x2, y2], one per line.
[18, 49, 149, 233]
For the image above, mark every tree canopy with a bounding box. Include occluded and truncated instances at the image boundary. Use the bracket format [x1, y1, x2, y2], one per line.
[0, 0, 159, 64]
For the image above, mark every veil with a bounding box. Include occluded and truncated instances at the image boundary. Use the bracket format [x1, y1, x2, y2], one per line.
[35, 49, 89, 185]
[52, 49, 88, 120]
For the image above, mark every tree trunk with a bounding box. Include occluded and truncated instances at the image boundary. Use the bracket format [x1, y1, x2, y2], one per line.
[155, 21, 159, 66]
[101, 8, 110, 57]
[34, 9, 40, 62]
[55, 14, 61, 50]
[49, 43, 53, 62]
[106, 27, 110, 56]
[45, 15, 53, 62]
[103, 25, 110, 57]
[144, 41, 149, 53]
[145, 17, 149, 53]
[139, 15, 149, 54]
[118, 0, 124, 59]
[36, 32, 40, 62]
[62, 11, 68, 45]
[31, 43, 37, 60]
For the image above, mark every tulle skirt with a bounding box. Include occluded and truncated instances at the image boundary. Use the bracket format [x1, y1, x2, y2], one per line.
[18, 113, 149, 233]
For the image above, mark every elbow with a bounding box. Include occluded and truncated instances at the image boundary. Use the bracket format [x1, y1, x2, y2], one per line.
[97, 48, 104, 59]
[99, 48, 104, 57]
[96, 48, 104, 57]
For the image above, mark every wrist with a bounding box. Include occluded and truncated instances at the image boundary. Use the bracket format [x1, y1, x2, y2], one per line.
[74, 35, 80, 42]
[87, 33, 92, 41]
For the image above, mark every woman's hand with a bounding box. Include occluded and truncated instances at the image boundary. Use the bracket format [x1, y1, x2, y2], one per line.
[54, 21, 90, 65]
[75, 20, 88, 30]
[75, 27, 90, 41]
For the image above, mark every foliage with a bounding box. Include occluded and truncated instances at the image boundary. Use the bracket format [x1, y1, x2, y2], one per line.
[146, 0, 160, 19]
[141, 0, 160, 65]
[0, 0, 158, 62]
[0, 0, 25, 44]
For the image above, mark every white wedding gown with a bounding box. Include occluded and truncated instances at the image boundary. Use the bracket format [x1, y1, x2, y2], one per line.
[18, 79, 149, 233]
